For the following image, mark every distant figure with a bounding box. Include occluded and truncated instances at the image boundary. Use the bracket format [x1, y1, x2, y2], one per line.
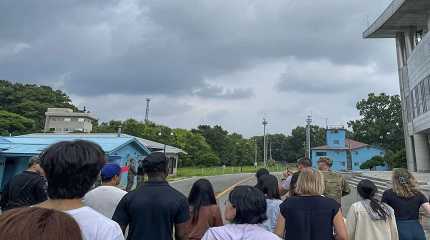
[113, 152, 190, 240]
[279, 157, 312, 196]
[382, 168, 430, 240]
[83, 163, 127, 219]
[347, 179, 398, 240]
[254, 168, 270, 189]
[126, 159, 137, 191]
[202, 186, 279, 240]
[0, 156, 47, 211]
[317, 157, 350, 203]
[37, 140, 124, 240]
[275, 169, 347, 240]
[0, 207, 83, 240]
[188, 179, 223, 240]
[256, 174, 282, 232]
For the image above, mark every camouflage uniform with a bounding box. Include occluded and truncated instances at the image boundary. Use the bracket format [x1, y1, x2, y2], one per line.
[321, 170, 350, 203]
[126, 160, 137, 191]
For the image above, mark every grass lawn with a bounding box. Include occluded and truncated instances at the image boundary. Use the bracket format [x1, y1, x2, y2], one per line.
[176, 163, 297, 177]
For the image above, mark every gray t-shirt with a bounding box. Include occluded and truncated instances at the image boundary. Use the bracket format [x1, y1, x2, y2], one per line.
[83, 186, 127, 219]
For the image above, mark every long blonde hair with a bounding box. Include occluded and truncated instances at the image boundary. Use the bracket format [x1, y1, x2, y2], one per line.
[295, 168, 325, 196]
[392, 168, 421, 198]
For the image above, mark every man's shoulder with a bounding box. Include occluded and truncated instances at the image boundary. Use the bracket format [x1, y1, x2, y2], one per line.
[68, 207, 119, 225]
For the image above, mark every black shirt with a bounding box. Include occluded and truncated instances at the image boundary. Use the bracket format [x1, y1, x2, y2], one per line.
[288, 172, 300, 196]
[381, 188, 428, 220]
[112, 180, 190, 240]
[280, 195, 340, 240]
[0, 171, 48, 211]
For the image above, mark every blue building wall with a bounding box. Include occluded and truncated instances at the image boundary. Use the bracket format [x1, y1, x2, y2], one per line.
[351, 147, 387, 171]
[326, 129, 346, 148]
[0, 139, 150, 191]
[108, 142, 148, 188]
[312, 128, 388, 171]
[312, 150, 348, 171]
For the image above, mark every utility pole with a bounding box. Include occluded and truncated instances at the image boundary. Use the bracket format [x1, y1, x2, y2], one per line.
[254, 139, 258, 167]
[305, 115, 312, 159]
[262, 118, 268, 167]
[145, 98, 151, 123]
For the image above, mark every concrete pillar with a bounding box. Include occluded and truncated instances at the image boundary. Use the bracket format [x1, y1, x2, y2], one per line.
[406, 136, 416, 171]
[414, 134, 430, 172]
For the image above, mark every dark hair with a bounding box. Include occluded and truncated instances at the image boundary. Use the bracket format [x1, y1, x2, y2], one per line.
[188, 179, 217, 224]
[229, 186, 267, 224]
[0, 207, 83, 240]
[255, 168, 270, 179]
[28, 155, 41, 168]
[140, 152, 168, 177]
[297, 157, 312, 168]
[256, 174, 281, 200]
[357, 179, 389, 221]
[40, 140, 106, 199]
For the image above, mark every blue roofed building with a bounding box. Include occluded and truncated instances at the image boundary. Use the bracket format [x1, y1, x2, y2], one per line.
[0, 133, 185, 191]
[311, 127, 388, 171]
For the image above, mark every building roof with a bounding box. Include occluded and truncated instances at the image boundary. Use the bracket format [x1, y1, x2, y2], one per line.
[0, 134, 151, 156]
[6, 133, 186, 155]
[312, 138, 370, 151]
[364, 0, 430, 38]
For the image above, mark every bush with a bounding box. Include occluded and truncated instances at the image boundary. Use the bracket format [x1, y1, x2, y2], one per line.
[360, 156, 385, 170]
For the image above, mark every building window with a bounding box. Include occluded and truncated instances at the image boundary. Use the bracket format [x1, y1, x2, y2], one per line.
[340, 162, 345, 166]
[64, 128, 69, 131]
[355, 151, 359, 155]
[354, 162, 359, 166]
[64, 118, 71, 122]
[316, 152, 327, 156]
[333, 140, 340, 144]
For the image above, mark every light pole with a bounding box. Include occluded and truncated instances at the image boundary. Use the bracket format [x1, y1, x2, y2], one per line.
[158, 131, 174, 154]
[254, 139, 258, 167]
[305, 115, 312, 159]
[262, 118, 268, 167]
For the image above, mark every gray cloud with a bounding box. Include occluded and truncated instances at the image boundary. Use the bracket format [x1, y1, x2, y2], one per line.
[0, 0, 395, 97]
[192, 84, 254, 99]
[0, 0, 400, 136]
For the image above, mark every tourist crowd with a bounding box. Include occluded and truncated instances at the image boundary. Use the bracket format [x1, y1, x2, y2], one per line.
[0, 140, 429, 240]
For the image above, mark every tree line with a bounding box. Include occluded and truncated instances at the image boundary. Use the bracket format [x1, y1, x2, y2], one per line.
[0, 80, 406, 168]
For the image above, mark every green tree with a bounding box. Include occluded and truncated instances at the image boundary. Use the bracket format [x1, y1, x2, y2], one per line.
[348, 93, 404, 152]
[0, 80, 77, 131]
[360, 156, 385, 170]
[0, 110, 35, 135]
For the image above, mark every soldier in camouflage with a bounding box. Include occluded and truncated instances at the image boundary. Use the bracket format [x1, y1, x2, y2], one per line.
[318, 157, 350, 204]
[126, 158, 137, 191]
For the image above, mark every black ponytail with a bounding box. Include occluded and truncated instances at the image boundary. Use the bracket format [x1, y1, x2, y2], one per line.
[357, 179, 389, 221]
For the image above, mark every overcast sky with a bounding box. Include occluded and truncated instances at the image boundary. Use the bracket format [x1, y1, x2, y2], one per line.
[0, 0, 399, 137]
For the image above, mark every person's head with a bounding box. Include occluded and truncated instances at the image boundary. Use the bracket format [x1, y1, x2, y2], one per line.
[101, 163, 122, 186]
[357, 179, 389, 220]
[392, 168, 420, 198]
[39, 140, 106, 199]
[255, 168, 270, 180]
[141, 152, 169, 179]
[297, 157, 312, 171]
[256, 174, 281, 200]
[27, 155, 45, 176]
[317, 157, 332, 171]
[225, 186, 267, 224]
[295, 168, 325, 196]
[188, 179, 217, 224]
[0, 207, 83, 240]
[128, 158, 135, 165]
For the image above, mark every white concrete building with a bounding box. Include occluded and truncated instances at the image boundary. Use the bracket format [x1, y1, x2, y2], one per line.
[44, 108, 96, 133]
[364, 0, 430, 172]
